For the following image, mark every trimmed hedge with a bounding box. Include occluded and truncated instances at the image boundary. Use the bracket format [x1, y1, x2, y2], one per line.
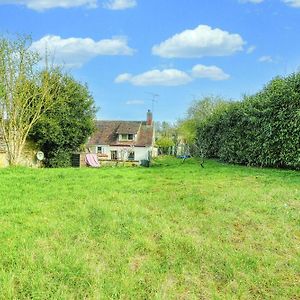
[197, 72, 300, 169]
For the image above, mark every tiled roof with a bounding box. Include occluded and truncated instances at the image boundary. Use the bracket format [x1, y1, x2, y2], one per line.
[116, 122, 141, 134]
[88, 120, 154, 147]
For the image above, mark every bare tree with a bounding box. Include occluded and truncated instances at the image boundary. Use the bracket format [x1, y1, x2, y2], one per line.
[0, 35, 61, 166]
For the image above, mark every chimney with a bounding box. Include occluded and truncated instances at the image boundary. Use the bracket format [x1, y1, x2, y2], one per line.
[146, 109, 153, 125]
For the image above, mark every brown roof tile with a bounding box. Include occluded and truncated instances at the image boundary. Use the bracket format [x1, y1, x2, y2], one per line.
[116, 122, 141, 134]
[88, 120, 154, 147]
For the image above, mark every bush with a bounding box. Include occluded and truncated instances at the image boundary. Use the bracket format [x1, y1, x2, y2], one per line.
[46, 149, 72, 168]
[196, 72, 300, 169]
[30, 73, 96, 168]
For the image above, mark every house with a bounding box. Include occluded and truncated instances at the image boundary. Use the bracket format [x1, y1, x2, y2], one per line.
[87, 110, 157, 164]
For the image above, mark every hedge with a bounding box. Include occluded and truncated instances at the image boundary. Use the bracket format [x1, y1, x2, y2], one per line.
[197, 72, 300, 169]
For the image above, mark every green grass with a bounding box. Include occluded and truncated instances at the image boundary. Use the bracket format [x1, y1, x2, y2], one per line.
[0, 157, 299, 299]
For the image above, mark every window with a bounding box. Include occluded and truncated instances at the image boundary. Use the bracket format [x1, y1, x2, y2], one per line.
[119, 134, 135, 141]
[111, 150, 118, 160]
[97, 146, 102, 153]
[128, 151, 135, 161]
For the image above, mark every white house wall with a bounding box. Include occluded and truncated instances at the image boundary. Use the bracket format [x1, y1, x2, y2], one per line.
[94, 145, 152, 161]
[134, 147, 152, 161]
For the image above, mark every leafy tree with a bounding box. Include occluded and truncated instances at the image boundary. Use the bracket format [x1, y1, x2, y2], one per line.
[177, 118, 197, 145]
[29, 73, 96, 167]
[177, 96, 231, 158]
[178, 96, 230, 143]
[0, 35, 62, 165]
[155, 136, 175, 155]
[155, 121, 179, 155]
[155, 121, 177, 138]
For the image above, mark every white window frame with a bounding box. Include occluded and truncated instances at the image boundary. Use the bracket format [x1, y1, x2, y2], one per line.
[119, 134, 135, 141]
[97, 146, 103, 154]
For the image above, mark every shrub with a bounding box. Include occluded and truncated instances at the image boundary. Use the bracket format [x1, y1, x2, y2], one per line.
[30, 73, 96, 168]
[196, 72, 300, 169]
[46, 149, 72, 168]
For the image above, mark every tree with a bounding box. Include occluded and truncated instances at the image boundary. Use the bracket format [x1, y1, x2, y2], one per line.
[0, 35, 62, 166]
[177, 96, 229, 144]
[155, 136, 175, 155]
[155, 121, 179, 155]
[29, 73, 96, 167]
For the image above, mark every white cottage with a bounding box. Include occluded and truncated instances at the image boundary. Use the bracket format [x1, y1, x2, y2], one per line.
[87, 110, 157, 163]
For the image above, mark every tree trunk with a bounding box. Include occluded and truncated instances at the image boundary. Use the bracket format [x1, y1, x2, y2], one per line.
[7, 139, 25, 166]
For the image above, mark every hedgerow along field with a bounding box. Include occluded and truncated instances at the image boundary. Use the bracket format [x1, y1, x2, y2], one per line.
[196, 72, 300, 169]
[0, 157, 299, 299]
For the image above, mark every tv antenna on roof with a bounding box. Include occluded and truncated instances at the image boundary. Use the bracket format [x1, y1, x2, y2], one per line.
[145, 92, 159, 113]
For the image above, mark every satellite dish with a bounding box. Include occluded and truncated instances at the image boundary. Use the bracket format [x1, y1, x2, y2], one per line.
[36, 151, 44, 161]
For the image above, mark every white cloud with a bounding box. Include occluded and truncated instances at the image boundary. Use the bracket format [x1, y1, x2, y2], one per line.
[283, 0, 300, 7]
[116, 64, 231, 86]
[192, 64, 230, 81]
[126, 100, 144, 105]
[152, 25, 245, 58]
[0, 0, 97, 11]
[0, 0, 138, 10]
[115, 69, 192, 86]
[239, 0, 264, 3]
[246, 45, 256, 54]
[240, 0, 300, 10]
[30, 35, 135, 68]
[259, 56, 273, 63]
[115, 73, 133, 82]
[103, 0, 136, 10]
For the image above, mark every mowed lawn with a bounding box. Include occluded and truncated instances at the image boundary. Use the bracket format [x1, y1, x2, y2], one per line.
[0, 157, 299, 299]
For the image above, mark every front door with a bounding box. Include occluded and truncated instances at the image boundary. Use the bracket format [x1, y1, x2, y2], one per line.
[111, 150, 118, 160]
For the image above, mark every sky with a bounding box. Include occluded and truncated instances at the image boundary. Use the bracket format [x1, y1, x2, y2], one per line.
[0, 0, 299, 122]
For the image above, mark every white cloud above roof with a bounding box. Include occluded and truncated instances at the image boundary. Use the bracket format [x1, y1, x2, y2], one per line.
[283, 0, 300, 7]
[103, 0, 137, 10]
[115, 69, 193, 86]
[0, 0, 97, 11]
[30, 35, 135, 68]
[152, 25, 245, 58]
[115, 64, 230, 86]
[192, 64, 230, 81]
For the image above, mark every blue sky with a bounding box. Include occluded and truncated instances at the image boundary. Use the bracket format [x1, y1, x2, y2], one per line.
[0, 0, 299, 122]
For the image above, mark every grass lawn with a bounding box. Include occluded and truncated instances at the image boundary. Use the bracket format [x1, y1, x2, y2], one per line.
[0, 157, 299, 299]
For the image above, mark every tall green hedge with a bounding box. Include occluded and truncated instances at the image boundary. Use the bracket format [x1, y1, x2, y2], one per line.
[197, 72, 300, 169]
